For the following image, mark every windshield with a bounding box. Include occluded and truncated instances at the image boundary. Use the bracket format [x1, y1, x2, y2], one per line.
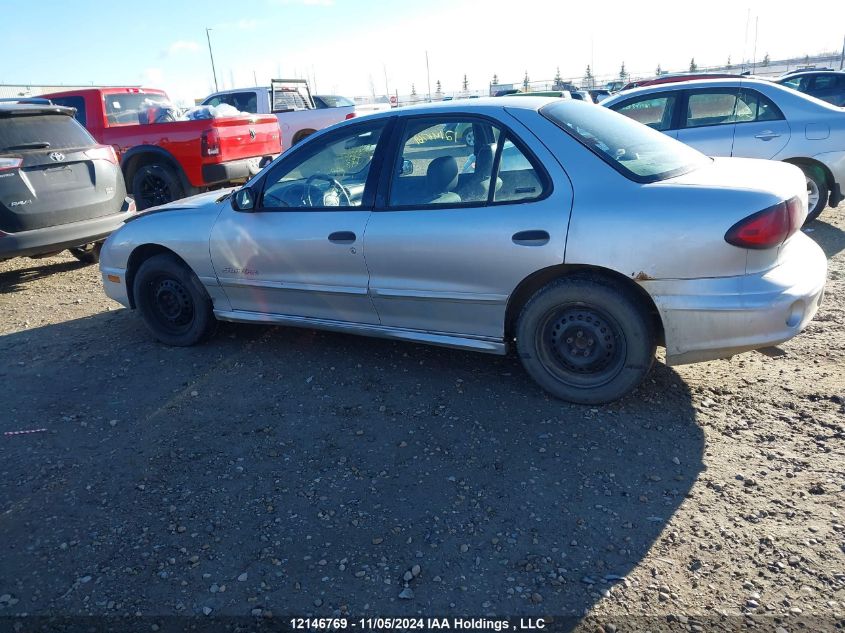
[541, 101, 710, 182]
[103, 92, 171, 126]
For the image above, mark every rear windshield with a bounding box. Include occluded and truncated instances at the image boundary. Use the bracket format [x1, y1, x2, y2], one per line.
[0, 114, 95, 151]
[317, 95, 355, 108]
[103, 93, 171, 126]
[540, 101, 709, 182]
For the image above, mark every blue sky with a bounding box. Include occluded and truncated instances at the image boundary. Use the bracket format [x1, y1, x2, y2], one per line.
[2, 0, 844, 103]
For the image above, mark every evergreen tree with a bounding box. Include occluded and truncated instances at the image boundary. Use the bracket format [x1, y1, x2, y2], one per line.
[584, 65, 593, 87]
[655, 63, 662, 76]
[619, 62, 628, 81]
[762, 53, 770, 67]
[435, 80, 442, 99]
[523, 71, 530, 91]
[462, 74, 469, 91]
[554, 67, 563, 85]
[726, 55, 732, 68]
[689, 57, 698, 72]
[491, 74, 499, 85]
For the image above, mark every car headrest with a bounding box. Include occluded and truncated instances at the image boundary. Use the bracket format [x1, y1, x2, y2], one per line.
[426, 156, 459, 193]
[475, 144, 495, 174]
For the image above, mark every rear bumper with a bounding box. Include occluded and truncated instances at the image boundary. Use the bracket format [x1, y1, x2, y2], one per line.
[202, 155, 278, 185]
[642, 233, 827, 365]
[0, 199, 135, 260]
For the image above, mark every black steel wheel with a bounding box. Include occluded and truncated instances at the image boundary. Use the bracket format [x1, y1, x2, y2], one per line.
[516, 276, 656, 404]
[133, 253, 216, 346]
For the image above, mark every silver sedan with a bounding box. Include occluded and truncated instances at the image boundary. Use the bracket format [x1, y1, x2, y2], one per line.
[100, 98, 827, 404]
[602, 78, 845, 222]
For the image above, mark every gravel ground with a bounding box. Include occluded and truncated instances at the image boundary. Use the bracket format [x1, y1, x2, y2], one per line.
[0, 205, 843, 631]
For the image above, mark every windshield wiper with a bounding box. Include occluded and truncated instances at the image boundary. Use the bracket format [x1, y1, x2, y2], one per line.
[3, 141, 51, 150]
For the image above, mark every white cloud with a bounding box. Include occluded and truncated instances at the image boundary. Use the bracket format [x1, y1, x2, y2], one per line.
[168, 40, 201, 55]
[143, 68, 164, 84]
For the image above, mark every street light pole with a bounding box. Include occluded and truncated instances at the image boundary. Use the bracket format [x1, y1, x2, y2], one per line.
[206, 28, 219, 92]
[425, 51, 432, 102]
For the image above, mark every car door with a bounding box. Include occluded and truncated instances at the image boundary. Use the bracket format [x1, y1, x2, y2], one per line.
[363, 114, 572, 340]
[608, 92, 679, 138]
[209, 118, 390, 324]
[674, 88, 739, 156]
[729, 87, 791, 159]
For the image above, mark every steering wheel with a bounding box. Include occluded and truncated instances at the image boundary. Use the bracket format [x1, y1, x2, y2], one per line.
[304, 174, 352, 207]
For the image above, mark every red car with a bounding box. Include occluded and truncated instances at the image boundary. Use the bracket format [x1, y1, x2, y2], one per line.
[42, 87, 282, 209]
[622, 73, 739, 92]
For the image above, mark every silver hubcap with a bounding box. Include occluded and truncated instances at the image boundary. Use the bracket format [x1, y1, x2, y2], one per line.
[806, 176, 820, 210]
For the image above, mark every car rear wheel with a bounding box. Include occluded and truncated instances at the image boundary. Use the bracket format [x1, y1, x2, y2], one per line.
[68, 241, 102, 264]
[801, 165, 828, 224]
[133, 253, 216, 346]
[515, 276, 656, 404]
[133, 164, 184, 211]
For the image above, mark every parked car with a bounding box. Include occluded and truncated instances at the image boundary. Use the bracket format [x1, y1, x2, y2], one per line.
[602, 78, 845, 222]
[201, 79, 354, 151]
[0, 103, 134, 263]
[776, 71, 845, 107]
[99, 98, 826, 404]
[313, 94, 357, 120]
[588, 89, 612, 103]
[43, 87, 281, 210]
[621, 73, 739, 91]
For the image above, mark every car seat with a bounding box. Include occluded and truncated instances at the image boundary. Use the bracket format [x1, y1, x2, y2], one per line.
[459, 144, 503, 201]
[423, 156, 461, 204]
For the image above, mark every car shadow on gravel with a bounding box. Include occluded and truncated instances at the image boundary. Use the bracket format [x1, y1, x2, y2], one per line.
[0, 311, 703, 626]
[806, 218, 845, 259]
[0, 258, 90, 294]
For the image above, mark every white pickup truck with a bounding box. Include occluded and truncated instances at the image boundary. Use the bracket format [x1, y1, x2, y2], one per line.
[200, 79, 355, 151]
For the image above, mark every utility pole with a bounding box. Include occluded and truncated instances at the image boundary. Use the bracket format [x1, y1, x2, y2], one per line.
[840, 34, 844, 70]
[383, 63, 389, 99]
[206, 28, 219, 92]
[751, 16, 759, 74]
[425, 51, 432, 102]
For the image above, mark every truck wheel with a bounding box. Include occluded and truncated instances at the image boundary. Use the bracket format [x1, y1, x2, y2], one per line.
[133, 164, 184, 210]
[800, 164, 828, 224]
[292, 130, 316, 145]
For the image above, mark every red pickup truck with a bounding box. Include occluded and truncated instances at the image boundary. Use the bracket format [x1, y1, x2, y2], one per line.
[42, 87, 281, 209]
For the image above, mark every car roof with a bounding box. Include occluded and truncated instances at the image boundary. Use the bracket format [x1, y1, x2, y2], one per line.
[778, 70, 845, 78]
[0, 103, 76, 117]
[605, 77, 773, 101]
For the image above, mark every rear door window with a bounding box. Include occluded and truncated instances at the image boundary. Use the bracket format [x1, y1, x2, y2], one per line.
[0, 114, 95, 151]
[734, 89, 785, 123]
[684, 89, 739, 128]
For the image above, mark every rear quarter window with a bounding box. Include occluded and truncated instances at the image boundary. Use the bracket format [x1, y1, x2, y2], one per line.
[0, 114, 95, 151]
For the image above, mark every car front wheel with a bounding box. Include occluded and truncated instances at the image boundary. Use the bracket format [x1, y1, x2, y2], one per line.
[133, 253, 216, 346]
[516, 276, 656, 404]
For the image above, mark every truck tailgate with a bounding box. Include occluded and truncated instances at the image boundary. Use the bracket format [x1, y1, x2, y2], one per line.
[212, 116, 281, 162]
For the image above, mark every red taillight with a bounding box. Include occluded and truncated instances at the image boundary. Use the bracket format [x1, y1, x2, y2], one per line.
[0, 157, 23, 172]
[345, 112, 357, 120]
[724, 196, 804, 250]
[201, 129, 221, 157]
[85, 145, 118, 165]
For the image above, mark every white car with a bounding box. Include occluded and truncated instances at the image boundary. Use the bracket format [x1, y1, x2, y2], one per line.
[602, 78, 845, 222]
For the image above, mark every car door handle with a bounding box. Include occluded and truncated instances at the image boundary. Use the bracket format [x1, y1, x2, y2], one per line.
[328, 231, 356, 244]
[754, 131, 781, 140]
[512, 230, 550, 246]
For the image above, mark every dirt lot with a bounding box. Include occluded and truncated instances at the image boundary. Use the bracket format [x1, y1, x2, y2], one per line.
[1, 206, 844, 631]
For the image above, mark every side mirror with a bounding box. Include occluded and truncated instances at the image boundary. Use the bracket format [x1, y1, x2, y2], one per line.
[232, 186, 256, 212]
[399, 159, 414, 176]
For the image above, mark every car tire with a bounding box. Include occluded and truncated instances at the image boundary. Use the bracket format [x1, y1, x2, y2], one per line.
[515, 276, 656, 405]
[800, 164, 828, 224]
[133, 253, 216, 346]
[462, 128, 475, 147]
[68, 241, 103, 264]
[133, 163, 184, 211]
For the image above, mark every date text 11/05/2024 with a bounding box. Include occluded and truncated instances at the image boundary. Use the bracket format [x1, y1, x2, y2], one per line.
[290, 617, 548, 630]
